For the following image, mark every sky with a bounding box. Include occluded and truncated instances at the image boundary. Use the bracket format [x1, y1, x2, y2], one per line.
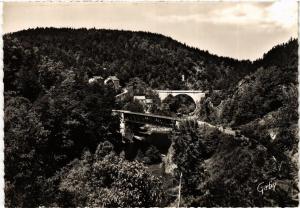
[3, 1, 298, 60]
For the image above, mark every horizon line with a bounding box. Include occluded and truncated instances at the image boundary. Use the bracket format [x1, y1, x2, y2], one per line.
[4, 26, 297, 62]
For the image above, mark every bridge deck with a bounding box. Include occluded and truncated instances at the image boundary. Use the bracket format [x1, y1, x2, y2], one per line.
[112, 110, 182, 121]
[155, 90, 205, 93]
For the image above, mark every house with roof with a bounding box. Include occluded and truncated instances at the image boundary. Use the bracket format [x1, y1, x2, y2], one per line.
[104, 76, 120, 90]
[88, 76, 104, 84]
[133, 96, 153, 113]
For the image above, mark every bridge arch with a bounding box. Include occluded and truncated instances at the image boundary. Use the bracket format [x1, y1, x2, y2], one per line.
[155, 90, 206, 104]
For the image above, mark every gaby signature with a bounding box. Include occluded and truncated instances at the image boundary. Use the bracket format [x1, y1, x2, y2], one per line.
[256, 161, 285, 195]
[257, 180, 277, 195]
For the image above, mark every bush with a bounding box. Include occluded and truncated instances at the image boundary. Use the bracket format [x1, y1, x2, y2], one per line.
[59, 142, 165, 207]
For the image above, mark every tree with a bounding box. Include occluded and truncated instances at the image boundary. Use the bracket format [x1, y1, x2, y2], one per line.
[4, 95, 50, 206]
[59, 142, 165, 207]
[123, 99, 145, 113]
[172, 120, 298, 207]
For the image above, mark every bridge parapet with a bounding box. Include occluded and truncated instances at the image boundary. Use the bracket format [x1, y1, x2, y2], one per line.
[113, 110, 180, 124]
[155, 90, 206, 93]
[112, 110, 182, 136]
[154, 90, 206, 103]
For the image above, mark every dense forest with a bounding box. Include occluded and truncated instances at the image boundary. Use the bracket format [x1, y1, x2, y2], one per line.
[4, 28, 298, 207]
[200, 38, 298, 125]
[194, 38, 298, 206]
[4, 27, 255, 96]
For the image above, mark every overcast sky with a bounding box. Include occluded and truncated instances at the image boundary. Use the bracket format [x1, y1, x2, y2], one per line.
[3, 1, 298, 60]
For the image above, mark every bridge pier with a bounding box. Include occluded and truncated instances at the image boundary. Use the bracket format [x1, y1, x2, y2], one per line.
[119, 114, 135, 141]
[113, 110, 181, 140]
[120, 112, 126, 137]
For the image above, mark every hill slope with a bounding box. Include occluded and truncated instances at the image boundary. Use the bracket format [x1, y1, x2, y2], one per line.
[171, 39, 298, 206]
[4, 27, 254, 102]
[199, 38, 298, 126]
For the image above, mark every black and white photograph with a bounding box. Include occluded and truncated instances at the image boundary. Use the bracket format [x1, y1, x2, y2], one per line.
[3, 1, 299, 207]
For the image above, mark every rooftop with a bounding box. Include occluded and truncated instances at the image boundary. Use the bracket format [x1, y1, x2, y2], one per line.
[134, 96, 146, 100]
[107, 76, 119, 81]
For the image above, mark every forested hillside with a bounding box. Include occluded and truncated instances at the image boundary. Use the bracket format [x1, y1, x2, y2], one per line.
[4, 27, 254, 99]
[172, 120, 298, 207]
[193, 38, 298, 206]
[199, 38, 298, 126]
[4, 28, 298, 207]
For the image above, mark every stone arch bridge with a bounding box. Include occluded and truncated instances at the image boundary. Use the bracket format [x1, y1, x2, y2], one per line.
[155, 90, 206, 103]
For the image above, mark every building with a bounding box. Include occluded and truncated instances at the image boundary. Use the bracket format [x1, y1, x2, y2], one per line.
[104, 76, 120, 90]
[145, 99, 153, 105]
[88, 76, 104, 84]
[133, 96, 153, 113]
[133, 96, 146, 102]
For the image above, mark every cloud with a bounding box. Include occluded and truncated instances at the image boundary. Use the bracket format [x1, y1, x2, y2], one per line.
[267, 0, 298, 28]
[3, 1, 297, 60]
[152, 0, 297, 30]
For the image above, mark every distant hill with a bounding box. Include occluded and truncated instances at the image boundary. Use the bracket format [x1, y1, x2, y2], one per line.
[253, 38, 298, 69]
[199, 38, 298, 127]
[198, 39, 298, 178]
[4, 27, 255, 101]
